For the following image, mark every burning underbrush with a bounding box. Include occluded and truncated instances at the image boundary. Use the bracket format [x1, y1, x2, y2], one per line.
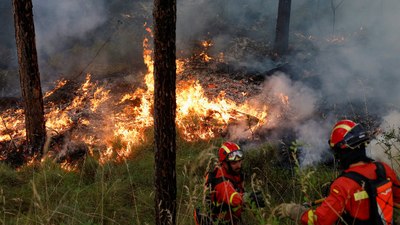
[0, 37, 297, 169]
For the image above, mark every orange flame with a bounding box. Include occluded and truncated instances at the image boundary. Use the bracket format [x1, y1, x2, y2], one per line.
[0, 27, 289, 167]
[199, 40, 213, 62]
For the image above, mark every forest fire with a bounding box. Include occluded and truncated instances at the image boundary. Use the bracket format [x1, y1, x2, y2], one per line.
[199, 40, 213, 62]
[0, 35, 288, 167]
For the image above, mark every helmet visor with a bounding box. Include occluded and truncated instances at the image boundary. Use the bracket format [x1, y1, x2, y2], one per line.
[227, 150, 244, 161]
[334, 124, 369, 149]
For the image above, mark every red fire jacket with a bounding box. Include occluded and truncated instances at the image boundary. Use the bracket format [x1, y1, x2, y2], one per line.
[210, 165, 245, 224]
[300, 161, 400, 225]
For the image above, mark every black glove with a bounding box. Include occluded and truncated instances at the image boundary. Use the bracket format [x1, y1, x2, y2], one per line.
[249, 191, 266, 208]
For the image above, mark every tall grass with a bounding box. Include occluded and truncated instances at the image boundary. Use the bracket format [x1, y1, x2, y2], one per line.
[0, 144, 156, 225]
[5, 131, 400, 225]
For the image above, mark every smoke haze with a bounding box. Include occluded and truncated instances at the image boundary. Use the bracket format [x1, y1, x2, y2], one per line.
[369, 110, 400, 171]
[184, 0, 400, 166]
[1, 0, 400, 167]
[33, 0, 107, 56]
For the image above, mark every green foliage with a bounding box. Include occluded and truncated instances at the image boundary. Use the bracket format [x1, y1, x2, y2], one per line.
[377, 127, 400, 162]
[0, 138, 341, 225]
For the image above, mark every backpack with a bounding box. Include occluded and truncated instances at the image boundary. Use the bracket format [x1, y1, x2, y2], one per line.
[341, 162, 393, 225]
[194, 168, 244, 225]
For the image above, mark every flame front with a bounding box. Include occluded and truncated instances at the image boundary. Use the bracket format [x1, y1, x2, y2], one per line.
[0, 33, 282, 165]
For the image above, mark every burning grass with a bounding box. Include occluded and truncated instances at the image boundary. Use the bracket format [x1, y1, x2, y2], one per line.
[0, 35, 289, 168]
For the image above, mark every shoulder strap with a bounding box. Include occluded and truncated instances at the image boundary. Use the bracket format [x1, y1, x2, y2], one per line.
[341, 171, 375, 205]
[341, 171, 370, 189]
[206, 169, 226, 189]
[373, 162, 386, 181]
[340, 162, 390, 225]
[341, 162, 387, 186]
[206, 168, 242, 190]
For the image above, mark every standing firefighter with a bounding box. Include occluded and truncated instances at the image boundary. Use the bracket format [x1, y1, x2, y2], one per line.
[274, 119, 400, 224]
[194, 141, 265, 225]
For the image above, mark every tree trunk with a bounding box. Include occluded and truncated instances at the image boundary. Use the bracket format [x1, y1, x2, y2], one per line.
[274, 0, 292, 57]
[153, 0, 177, 224]
[12, 0, 46, 157]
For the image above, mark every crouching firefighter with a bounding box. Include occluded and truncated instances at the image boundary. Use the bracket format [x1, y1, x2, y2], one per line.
[194, 141, 265, 225]
[274, 119, 400, 225]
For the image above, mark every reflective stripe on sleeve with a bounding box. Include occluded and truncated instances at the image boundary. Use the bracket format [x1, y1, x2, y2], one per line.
[229, 192, 239, 204]
[307, 210, 315, 225]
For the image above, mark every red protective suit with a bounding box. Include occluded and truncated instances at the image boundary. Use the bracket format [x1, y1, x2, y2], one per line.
[209, 165, 245, 224]
[300, 161, 400, 225]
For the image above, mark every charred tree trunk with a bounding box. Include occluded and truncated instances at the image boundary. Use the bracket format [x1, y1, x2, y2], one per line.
[274, 0, 292, 57]
[153, 0, 177, 224]
[12, 0, 46, 157]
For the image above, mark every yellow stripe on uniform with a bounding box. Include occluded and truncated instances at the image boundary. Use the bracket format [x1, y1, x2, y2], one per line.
[354, 190, 369, 201]
[307, 210, 315, 225]
[229, 192, 239, 204]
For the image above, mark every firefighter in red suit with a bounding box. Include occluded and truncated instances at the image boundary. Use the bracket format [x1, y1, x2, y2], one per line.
[198, 141, 264, 225]
[274, 119, 400, 225]
[209, 142, 245, 224]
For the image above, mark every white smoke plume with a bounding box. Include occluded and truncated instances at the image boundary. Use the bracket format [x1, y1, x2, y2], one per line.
[254, 73, 331, 167]
[295, 119, 333, 167]
[2, 0, 400, 167]
[227, 72, 330, 166]
[292, 0, 400, 166]
[368, 111, 400, 172]
[33, 0, 107, 55]
[220, 0, 400, 167]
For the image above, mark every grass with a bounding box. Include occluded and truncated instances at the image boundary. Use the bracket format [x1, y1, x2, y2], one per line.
[4, 131, 399, 225]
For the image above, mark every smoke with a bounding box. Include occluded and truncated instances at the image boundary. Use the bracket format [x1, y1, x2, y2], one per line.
[2, 0, 400, 167]
[176, 0, 278, 69]
[260, 74, 332, 167]
[261, 74, 317, 122]
[205, 0, 400, 166]
[292, 0, 400, 166]
[295, 119, 334, 167]
[31, 0, 110, 83]
[0, 0, 109, 96]
[176, 0, 400, 117]
[3, 0, 153, 98]
[305, 0, 400, 106]
[368, 110, 400, 171]
[33, 0, 107, 54]
[227, 72, 327, 165]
